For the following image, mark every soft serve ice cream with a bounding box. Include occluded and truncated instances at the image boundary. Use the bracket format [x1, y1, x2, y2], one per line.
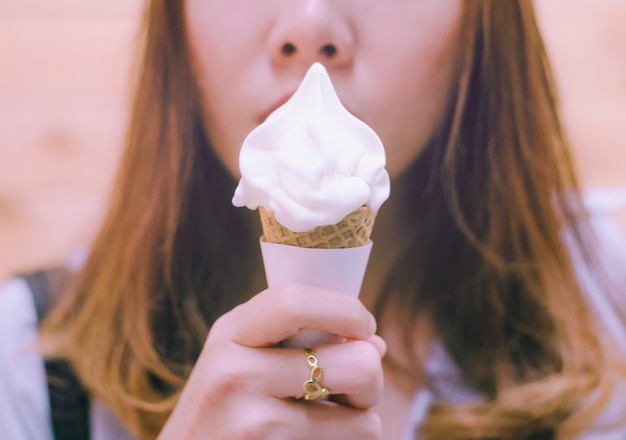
[233, 63, 389, 345]
[232, 62, 390, 234]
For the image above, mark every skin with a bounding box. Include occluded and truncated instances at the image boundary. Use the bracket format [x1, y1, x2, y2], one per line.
[186, 0, 462, 179]
[159, 1, 463, 438]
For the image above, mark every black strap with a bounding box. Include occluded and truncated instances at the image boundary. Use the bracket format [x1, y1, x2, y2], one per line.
[23, 268, 91, 440]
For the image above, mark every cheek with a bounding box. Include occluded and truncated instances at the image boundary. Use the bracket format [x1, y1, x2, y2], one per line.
[368, 12, 461, 178]
[382, 65, 457, 178]
[191, 71, 244, 179]
[185, 2, 260, 179]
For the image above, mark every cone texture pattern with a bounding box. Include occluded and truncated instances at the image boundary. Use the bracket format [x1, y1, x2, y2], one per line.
[259, 206, 376, 248]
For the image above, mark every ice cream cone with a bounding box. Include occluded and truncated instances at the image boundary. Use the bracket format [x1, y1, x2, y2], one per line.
[258, 206, 376, 249]
[233, 63, 388, 347]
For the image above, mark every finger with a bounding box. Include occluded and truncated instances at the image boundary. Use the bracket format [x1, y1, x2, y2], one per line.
[358, 335, 387, 358]
[210, 283, 376, 346]
[286, 400, 382, 440]
[248, 341, 383, 409]
[234, 398, 381, 440]
[300, 402, 382, 440]
[312, 341, 384, 409]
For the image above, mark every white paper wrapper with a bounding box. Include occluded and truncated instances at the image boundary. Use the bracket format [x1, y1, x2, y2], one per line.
[260, 240, 373, 347]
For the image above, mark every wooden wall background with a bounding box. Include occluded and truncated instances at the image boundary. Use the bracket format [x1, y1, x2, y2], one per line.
[1, 0, 625, 280]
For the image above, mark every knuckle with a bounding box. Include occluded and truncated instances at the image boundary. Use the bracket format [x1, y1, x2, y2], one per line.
[218, 367, 248, 394]
[271, 283, 306, 319]
[206, 367, 248, 405]
[201, 346, 251, 408]
[350, 341, 383, 383]
[234, 406, 285, 440]
[206, 314, 227, 341]
[206, 308, 239, 343]
[360, 410, 383, 439]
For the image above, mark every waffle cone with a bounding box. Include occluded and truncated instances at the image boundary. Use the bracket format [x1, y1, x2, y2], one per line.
[259, 206, 376, 249]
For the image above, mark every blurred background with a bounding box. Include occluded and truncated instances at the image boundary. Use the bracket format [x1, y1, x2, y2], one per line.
[0, 0, 625, 281]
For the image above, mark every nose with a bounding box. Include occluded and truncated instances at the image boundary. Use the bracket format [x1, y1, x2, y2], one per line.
[268, 0, 354, 68]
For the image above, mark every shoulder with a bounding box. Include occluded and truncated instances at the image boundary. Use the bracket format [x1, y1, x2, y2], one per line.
[573, 189, 626, 437]
[567, 189, 626, 340]
[0, 277, 40, 355]
[581, 188, 626, 257]
[0, 277, 53, 440]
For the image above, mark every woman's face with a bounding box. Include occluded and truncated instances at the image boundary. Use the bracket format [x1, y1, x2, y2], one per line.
[185, 0, 462, 179]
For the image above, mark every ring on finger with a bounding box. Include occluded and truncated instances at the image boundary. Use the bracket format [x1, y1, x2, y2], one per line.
[302, 347, 330, 400]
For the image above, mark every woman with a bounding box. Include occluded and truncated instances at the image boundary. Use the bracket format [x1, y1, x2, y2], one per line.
[1, 0, 625, 439]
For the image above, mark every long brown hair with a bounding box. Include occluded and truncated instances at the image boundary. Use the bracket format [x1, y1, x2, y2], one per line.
[374, 1, 626, 438]
[42, 1, 262, 437]
[42, 1, 625, 439]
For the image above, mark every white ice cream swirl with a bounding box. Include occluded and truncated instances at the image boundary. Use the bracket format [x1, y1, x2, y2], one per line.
[232, 63, 390, 233]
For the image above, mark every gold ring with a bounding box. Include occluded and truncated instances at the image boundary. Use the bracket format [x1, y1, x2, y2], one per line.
[302, 347, 330, 400]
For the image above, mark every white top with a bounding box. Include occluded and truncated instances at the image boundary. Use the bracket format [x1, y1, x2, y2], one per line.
[0, 277, 135, 440]
[2, 189, 626, 440]
[402, 189, 626, 439]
